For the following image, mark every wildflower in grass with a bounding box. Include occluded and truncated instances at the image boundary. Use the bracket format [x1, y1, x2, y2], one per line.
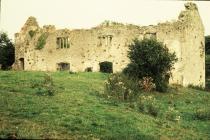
[165, 106, 181, 122]
[139, 77, 156, 92]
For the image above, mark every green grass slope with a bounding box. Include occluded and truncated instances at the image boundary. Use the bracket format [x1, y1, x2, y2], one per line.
[0, 71, 210, 139]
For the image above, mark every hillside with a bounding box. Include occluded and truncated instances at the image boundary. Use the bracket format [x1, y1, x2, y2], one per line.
[0, 71, 210, 139]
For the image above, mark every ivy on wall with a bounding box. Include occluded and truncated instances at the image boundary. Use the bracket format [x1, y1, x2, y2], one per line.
[35, 33, 48, 50]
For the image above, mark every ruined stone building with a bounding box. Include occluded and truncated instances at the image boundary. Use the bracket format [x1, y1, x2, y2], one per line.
[13, 2, 205, 87]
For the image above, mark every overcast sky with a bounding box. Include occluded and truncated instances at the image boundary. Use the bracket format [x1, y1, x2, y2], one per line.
[0, 0, 209, 40]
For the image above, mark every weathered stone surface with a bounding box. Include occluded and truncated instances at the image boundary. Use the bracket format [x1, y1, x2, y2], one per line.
[13, 2, 205, 87]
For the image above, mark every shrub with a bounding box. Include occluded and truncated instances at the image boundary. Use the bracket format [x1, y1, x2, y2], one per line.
[194, 108, 210, 121]
[35, 33, 48, 50]
[123, 38, 177, 92]
[31, 73, 56, 96]
[99, 61, 113, 73]
[165, 106, 181, 122]
[137, 95, 160, 117]
[139, 77, 156, 92]
[104, 73, 140, 101]
[43, 74, 55, 96]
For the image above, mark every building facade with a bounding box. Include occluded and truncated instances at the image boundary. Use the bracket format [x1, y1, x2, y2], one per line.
[13, 2, 205, 87]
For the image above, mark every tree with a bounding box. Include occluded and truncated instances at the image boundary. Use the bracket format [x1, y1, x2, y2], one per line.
[123, 38, 177, 92]
[205, 36, 210, 54]
[0, 32, 15, 70]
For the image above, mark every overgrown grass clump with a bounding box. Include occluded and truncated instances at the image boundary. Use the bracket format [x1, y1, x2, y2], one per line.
[137, 95, 160, 117]
[194, 108, 210, 120]
[104, 73, 140, 101]
[31, 73, 56, 96]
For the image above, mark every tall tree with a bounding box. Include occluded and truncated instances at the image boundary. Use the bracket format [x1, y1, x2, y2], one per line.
[0, 32, 15, 70]
[0, 0, 1, 27]
[205, 36, 210, 54]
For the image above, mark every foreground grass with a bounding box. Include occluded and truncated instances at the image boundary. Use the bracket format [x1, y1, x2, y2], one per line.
[0, 71, 210, 139]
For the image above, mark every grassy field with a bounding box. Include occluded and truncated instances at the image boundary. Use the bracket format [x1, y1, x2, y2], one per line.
[0, 71, 210, 139]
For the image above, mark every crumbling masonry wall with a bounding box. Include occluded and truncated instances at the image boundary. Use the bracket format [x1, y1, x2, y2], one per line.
[13, 2, 205, 87]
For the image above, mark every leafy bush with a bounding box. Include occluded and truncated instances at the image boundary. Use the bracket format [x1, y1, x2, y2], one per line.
[165, 106, 181, 122]
[104, 73, 140, 101]
[35, 33, 48, 50]
[137, 95, 160, 117]
[99, 61, 113, 73]
[123, 38, 177, 92]
[31, 73, 56, 96]
[194, 108, 210, 121]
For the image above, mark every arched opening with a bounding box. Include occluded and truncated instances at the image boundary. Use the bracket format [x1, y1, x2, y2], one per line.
[99, 61, 113, 73]
[19, 58, 24, 70]
[85, 67, 93, 72]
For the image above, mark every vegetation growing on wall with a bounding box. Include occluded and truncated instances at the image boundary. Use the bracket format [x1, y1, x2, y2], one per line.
[28, 30, 36, 38]
[35, 33, 48, 50]
[100, 20, 125, 27]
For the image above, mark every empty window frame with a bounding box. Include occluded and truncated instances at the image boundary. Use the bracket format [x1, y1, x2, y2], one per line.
[56, 37, 70, 49]
[98, 35, 113, 46]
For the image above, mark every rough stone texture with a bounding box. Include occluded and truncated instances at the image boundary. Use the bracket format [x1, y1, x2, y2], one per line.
[13, 2, 205, 87]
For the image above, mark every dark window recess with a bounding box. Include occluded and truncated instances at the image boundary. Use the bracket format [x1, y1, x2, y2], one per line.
[85, 67, 93, 72]
[97, 35, 113, 46]
[57, 62, 70, 71]
[99, 61, 113, 73]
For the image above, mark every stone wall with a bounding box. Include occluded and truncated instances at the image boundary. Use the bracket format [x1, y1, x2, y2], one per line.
[13, 2, 205, 87]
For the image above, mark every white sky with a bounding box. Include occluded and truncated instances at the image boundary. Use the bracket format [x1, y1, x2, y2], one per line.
[0, 0, 210, 40]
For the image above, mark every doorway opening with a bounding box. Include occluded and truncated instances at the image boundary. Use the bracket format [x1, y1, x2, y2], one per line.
[99, 61, 113, 73]
[19, 58, 24, 70]
[85, 67, 93, 72]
